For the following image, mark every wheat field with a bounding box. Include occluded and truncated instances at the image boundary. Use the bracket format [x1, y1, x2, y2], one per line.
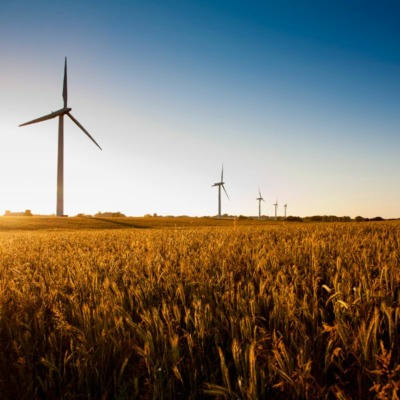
[0, 219, 399, 399]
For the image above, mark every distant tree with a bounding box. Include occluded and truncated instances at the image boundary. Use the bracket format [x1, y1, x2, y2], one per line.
[94, 211, 126, 217]
[370, 216, 384, 221]
[304, 215, 353, 222]
[4, 210, 11, 216]
[24, 210, 32, 216]
[355, 216, 365, 222]
[309, 215, 323, 222]
[286, 216, 303, 222]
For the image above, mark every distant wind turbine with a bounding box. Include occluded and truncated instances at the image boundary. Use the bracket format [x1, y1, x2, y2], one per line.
[212, 165, 229, 218]
[256, 188, 265, 219]
[284, 203, 287, 219]
[19, 58, 102, 217]
[273, 200, 278, 221]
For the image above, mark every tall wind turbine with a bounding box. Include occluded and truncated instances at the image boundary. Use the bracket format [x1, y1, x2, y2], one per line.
[19, 58, 102, 217]
[256, 188, 265, 219]
[273, 200, 278, 221]
[212, 165, 229, 218]
[284, 203, 287, 219]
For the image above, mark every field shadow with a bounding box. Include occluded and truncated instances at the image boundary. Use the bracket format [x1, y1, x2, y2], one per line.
[90, 217, 150, 229]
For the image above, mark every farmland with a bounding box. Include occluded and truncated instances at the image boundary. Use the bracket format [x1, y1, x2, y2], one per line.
[0, 217, 399, 399]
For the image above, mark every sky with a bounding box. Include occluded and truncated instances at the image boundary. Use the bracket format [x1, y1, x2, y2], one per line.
[1, 0, 399, 218]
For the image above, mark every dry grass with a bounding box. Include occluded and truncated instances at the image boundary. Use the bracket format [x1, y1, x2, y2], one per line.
[0, 221, 399, 399]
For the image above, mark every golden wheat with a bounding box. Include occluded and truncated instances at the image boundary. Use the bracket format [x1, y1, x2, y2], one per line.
[0, 222, 399, 399]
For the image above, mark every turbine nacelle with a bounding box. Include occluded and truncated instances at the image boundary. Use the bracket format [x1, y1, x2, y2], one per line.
[19, 108, 72, 126]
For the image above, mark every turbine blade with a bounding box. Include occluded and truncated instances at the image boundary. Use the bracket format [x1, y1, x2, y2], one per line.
[67, 113, 102, 150]
[19, 107, 70, 126]
[222, 184, 229, 200]
[63, 57, 68, 108]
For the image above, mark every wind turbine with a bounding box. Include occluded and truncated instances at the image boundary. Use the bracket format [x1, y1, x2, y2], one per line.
[19, 58, 102, 217]
[256, 188, 265, 219]
[273, 200, 278, 221]
[284, 203, 287, 219]
[212, 165, 229, 218]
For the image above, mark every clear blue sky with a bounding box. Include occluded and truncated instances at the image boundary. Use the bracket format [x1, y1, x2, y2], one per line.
[1, 0, 399, 218]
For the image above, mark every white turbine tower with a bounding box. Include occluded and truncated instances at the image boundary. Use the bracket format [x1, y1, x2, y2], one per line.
[19, 58, 102, 216]
[273, 200, 278, 221]
[284, 203, 287, 219]
[212, 165, 229, 218]
[256, 188, 265, 219]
